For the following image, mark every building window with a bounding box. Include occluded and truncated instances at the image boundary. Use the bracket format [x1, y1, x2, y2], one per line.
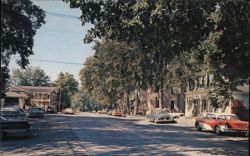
[155, 97, 159, 108]
[201, 99, 207, 112]
[171, 100, 175, 110]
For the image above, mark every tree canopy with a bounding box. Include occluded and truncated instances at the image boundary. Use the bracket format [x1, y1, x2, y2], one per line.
[10, 66, 50, 86]
[1, 0, 46, 95]
[55, 72, 79, 109]
[68, 0, 250, 108]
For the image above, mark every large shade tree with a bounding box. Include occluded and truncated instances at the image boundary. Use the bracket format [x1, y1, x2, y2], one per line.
[80, 40, 143, 111]
[55, 72, 79, 109]
[1, 0, 46, 96]
[67, 0, 250, 110]
[11, 66, 50, 86]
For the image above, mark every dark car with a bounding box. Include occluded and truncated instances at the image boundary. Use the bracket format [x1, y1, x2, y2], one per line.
[47, 106, 57, 114]
[27, 107, 44, 118]
[0, 116, 31, 140]
[0, 107, 26, 119]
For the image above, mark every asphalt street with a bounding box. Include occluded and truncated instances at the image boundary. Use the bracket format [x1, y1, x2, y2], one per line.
[0, 113, 249, 156]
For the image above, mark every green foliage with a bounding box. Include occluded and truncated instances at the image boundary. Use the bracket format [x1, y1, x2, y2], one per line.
[55, 72, 79, 107]
[10, 66, 50, 86]
[68, 0, 250, 109]
[1, 0, 46, 95]
[79, 40, 144, 109]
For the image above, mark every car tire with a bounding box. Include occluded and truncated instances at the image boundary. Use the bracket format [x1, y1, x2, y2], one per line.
[215, 126, 221, 135]
[196, 125, 202, 131]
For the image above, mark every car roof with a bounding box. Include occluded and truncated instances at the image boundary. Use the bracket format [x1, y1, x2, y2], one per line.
[207, 113, 237, 117]
[1, 107, 18, 111]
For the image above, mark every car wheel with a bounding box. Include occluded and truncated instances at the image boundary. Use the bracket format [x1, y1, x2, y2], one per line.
[196, 125, 202, 131]
[215, 126, 221, 135]
[195, 122, 199, 128]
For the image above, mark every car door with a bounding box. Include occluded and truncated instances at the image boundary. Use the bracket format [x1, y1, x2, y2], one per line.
[204, 114, 218, 129]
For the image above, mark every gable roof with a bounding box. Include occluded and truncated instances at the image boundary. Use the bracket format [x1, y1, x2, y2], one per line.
[10, 86, 57, 93]
[5, 92, 27, 98]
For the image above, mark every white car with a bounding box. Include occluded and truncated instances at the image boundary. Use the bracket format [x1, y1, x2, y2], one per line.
[64, 108, 74, 114]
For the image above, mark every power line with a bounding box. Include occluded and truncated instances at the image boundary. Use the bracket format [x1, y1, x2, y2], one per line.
[45, 11, 80, 20]
[31, 59, 84, 65]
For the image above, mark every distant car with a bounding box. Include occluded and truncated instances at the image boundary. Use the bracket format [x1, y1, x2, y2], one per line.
[195, 113, 249, 136]
[98, 109, 108, 114]
[27, 107, 44, 118]
[0, 107, 26, 119]
[147, 109, 174, 123]
[111, 110, 124, 117]
[107, 110, 112, 115]
[47, 106, 57, 114]
[64, 108, 74, 114]
[0, 116, 31, 140]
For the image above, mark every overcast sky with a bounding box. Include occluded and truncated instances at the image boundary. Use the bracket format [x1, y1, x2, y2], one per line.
[10, 0, 94, 83]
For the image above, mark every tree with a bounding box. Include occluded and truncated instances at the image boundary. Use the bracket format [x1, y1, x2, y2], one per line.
[55, 72, 79, 109]
[67, 0, 249, 111]
[1, 0, 46, 95]
[79, 40, 143, 111]
[10, 66, 50, 86]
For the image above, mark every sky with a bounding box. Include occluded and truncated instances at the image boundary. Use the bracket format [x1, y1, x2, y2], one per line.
[10, 0, 94, 83]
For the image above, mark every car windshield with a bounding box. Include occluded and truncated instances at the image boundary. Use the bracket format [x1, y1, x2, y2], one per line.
[155, 110, 167, 114]
[225, 115, 239, 120]
[31, 108, 42, 112]
[0, 116, 7, 121]
[0, 111, 18, 117]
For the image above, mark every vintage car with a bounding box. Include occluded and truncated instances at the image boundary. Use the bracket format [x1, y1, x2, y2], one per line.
[195, 113, 249, 136]
[64, 108, 75, 114]
[0, 116, 31, 140]
[47, 106, 57, 114]
[147, 109, 174, 123]
[98, 109, 108, 114]
[0, 107, 27, 119]
[27, 107, 45, 118]
[111, 110, 125, 117]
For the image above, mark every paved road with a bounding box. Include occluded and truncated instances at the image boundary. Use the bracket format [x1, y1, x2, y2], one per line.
[0, 114, 89, 156]
[71, 113, 249, 156]
[0, 113, 249, 156]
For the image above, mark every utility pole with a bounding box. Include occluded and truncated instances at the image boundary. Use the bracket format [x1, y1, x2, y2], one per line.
[58, 88, 62, 112]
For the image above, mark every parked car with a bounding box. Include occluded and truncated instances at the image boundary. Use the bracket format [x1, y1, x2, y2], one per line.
[27, 107, 44, 118]
[47, 106, 57, 114]
[107, 110, 112, 115]
[0, 107, 26, 119]
[0, 116, 31, 140]
[169, 112, 185, 119]
[98, 109, 108, 114]
[64, 108, 74, 114]
[111, 110, 124, 117]
[195, 113, 249, 136]
[147, 108, 174, 123]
